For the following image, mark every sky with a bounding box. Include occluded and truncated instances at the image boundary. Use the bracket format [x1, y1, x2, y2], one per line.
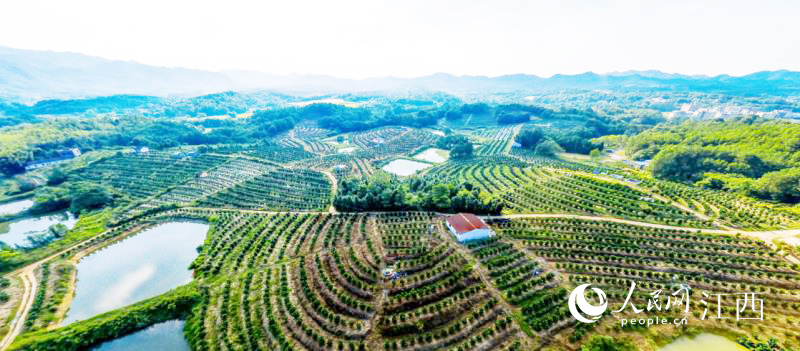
[0, 0, 798, 79]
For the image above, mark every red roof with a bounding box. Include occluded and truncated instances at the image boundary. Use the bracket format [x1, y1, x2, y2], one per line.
[446, 213, 488, 234]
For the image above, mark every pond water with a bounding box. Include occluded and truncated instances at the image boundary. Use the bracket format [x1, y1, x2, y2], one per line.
[659, 333, 747, 351]
[381, 159, 432, 176]
[90, 319, 189, 351]
[0, 211, 77, 248]
[64, 222, 208, 324]
[0, 199, 34, 216]
[413, 148, 449, 163]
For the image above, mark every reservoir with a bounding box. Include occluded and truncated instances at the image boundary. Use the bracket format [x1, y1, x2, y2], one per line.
[0, 211, 77, 248]
[64, 222, 208, 324]
[413, 148, 449, 163]
[382, 159, 433, 176]
[90, 319, 189, 351]
[0, 199, 34, 216]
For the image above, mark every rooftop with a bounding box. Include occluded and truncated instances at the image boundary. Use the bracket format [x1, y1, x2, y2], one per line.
[446, 213, 489, 234]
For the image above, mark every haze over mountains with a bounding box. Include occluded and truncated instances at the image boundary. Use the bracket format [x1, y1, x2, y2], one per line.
[2, 46, 800, 100]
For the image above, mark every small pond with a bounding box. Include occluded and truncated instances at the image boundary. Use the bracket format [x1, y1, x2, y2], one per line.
[64, 222, 208, 324]
[0, 211, 77, 248]
[413, 148, 449, 163]
[381, 159, 432, 176]
[90, 319, 189, 351]
[659, 333, 747, 351]
[0, 199, 34, 216]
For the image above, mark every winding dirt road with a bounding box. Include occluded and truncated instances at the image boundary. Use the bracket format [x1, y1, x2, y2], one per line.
[0, 267, 36, 350]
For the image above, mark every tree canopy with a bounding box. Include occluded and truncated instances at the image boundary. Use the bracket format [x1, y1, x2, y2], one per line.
[334, 175, 503, 215]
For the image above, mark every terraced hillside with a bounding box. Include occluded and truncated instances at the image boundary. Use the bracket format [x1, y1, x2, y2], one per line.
[4, 124, 800, 351]
[491, 217, 800, 347]
[10, 206, 800, 351]
[172, 210, 526, 351]
[71, 152, 230, 198]
[427, 157, 713, 227]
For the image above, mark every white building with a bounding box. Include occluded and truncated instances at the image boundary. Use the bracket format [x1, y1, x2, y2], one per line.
[446, 213, 495, 243]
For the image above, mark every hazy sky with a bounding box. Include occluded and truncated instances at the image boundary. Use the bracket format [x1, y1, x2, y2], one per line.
[1, 0, 797, 79]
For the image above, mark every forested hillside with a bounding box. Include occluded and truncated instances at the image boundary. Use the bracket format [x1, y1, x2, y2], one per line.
[627, 119, 800, 202]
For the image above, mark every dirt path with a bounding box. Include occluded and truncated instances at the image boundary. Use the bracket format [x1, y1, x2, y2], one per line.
[484, 213, 800, 249]
[0, 223, 145, 351]
[0, 267, 36, 350]
[321, 171, 338, 214]
[502, 124, 524, 155]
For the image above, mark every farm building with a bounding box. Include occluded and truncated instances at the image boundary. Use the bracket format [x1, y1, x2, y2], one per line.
[24, 148, 81, 171]
[446, 213, 495, 243]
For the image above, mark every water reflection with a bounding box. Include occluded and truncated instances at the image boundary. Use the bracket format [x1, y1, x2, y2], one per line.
[64, 222, 208, 324]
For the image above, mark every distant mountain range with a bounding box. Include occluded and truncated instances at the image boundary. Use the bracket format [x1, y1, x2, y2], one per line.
[2, 46, 800, 100]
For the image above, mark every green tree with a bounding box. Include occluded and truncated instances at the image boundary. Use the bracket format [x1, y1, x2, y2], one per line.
[589, 148, 602, 159]
[752, 168, 800, 203]
[451, 143, 474, 159]
[430, 184, 452, 210]
[29, 186, 70, 214]
[69, 182, 114, 213]
[46, 167, 68, 186]
[534, 140, 564, 157]
[13, 176, 38, 194]
[517, 128, 545, 149]
[581, 335, 636, 351]
[436, 134, 470, 150]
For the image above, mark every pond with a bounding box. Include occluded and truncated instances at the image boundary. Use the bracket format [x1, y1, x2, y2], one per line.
[90, 319, 189, 351]
[64, 222, 208, 324]
[659, 333, 747, 351]
[0, 211, 78, 248]
[381, 159, 432, 176]
[413, 148, 449, 163]
[0, 199, 34, 216]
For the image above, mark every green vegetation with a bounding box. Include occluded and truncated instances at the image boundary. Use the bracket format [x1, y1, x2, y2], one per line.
[628, 119, 800, 203]
[517, 126, 594, 156]
[1, 210, 110, 273]
[11, 284, 200, 351]
[0, 117, 225, 176]
[28, 182, 115, 215]
[334, 175, 503, 214]
[436, 134, 474, 160]
[4, 91, 800, 351]
[580, 335, 636, 351]
[0, 276, 10, 304]
[494, 216, 800, 346]
[23, 263, 50, 330]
